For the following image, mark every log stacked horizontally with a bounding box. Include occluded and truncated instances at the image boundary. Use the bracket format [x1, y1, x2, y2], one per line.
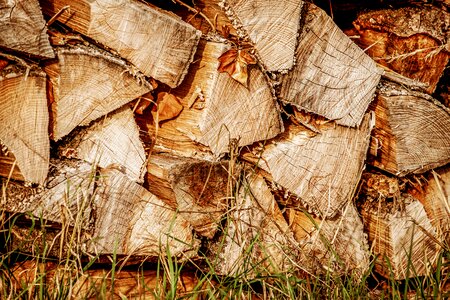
[1, 0, 449, 293]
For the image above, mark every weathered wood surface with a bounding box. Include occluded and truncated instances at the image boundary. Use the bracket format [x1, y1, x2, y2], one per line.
[0, 149, 24, 182]
[223, 0, 303, 72]
[280, 3, 381, 127]
[352, 6, 449, 93]
[368, 81, 450, 176]
[40, 0, 201, 87]
[210, 173, 297, 276]
[243, 114, 373, 218]
[45, 44, 152, 140]
[0, 0, 54, 58]
[286, 203, 370, 276]
[58, 107, 146, 183]
[0, 65, 49, 184]
[148, 40, 282, 158]
[147, 153, 230, 238]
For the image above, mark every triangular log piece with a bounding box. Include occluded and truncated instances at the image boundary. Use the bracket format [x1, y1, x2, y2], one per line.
[148, 40, 282, 158]
[40, 0, 201, 87]
[209, 173, 298, 277]
[352, 6, 449, 94]
[221, 0, 303, 72]
[359, 191, 441, 280]
[286, 203, 370, 277]
[58, 107, 146, 183]
[90, 167, 198, 257]
[0, 65, 49, 185]
[407, 166, 450, 245]
[0, 148, 24, 182]
[280, 3, 381, 127]
[0, 0, 54, 58]
[147, 153, 230, 238]
[243, 113, 373, 218]
[44, 44, 153, 140]
[368, 81, 450, 176]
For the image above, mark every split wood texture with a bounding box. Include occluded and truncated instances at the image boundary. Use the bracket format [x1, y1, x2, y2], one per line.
[0, 0, 448, 283]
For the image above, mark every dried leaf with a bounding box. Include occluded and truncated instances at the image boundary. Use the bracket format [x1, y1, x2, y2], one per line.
[151, 92, 183, 124]
[218, 49, 257, 87]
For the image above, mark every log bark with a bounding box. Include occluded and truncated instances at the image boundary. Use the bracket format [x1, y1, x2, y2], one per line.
[280, 3, 381, 127]
[40, 0, 201, 87]
[44, 44, 152, 140]
[368, 81, 450, 176]
[243, 114, 373, 218]
[147, 153, 230, 238]
[0, 0, 54, 58]
[352, 6, 449, 93]
[58, 106, 146, 183]
[148, 40, 282, 158]
[222, 0, 303, 72]
[0, 64, 49, 184]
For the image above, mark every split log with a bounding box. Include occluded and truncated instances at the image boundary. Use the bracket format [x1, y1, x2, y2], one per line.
[286, 203, 370, 276]
[352, 6, 449, 93]
[368, 81, 450, 176]
[280, 3, 381, 127]
[148, 40, 282, 158]
[40, 0, 202, 87]
[0, 64, 49, 184]
[209, 173, 298, 276]
[58, 107, 146, 183]
[359, 179, 440, 280]
[44, 44, 152, 140]
[243, 113, 373, 218]
[222, 0, 303, 72]
[0, 0, 54, 58]
[0, 149, 24, 182]
[147, 153, 230, 238]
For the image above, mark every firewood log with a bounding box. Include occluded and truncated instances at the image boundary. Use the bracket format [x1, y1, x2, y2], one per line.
[0, 64, 49, 184]
[0, 0, 54, 58]
[40, 0, 201, 87]
[280, 3, 382, 127]
[44, 44, 153, 140]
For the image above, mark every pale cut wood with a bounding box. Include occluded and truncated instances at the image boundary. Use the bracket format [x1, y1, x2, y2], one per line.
[40, 0, 201, 87]
[222, 0, 303, 72]
[0, 65, 49, 185]
[360, 193, 440, 280]
[210, 173, 298, 276]
[286, 203, 370, 276]
[352, 6, 449, 93]
[147, 153, 230, 238]
[0, 0, 54, 58]
[149, 40, 282, 158]
[368, 81, 450, 176]
[243, 114, 373, 218]
[58, 107, 146, 183]
[90, 167, 198, 257]
[45, 45, 152, 140]
[280, 3, 381, 127]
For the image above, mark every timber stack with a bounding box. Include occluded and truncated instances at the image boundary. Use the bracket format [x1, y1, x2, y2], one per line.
[0, 0, 449, 296]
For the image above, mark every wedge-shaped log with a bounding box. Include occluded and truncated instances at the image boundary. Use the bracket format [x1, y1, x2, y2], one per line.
[286, 203, 370, 277]
[368, 81, 450, 176]
[210, 173, 298, 276]
[40, 0, 201, 87]
[0, 0, 54, 58]
[352, 6, 449, 93]
[58, 107, 146, 183]
[147, 153, 230, 238]
[149, 40, 282, 158]
[222, 0, 303, 72]
[280, 3, 381, 127]
[91, 167, 198, 257]
[45, 45, 152, 140]
[244, 114, 373, 217]
[360, 192, 440, 280]
[0, 65, 49, 184]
